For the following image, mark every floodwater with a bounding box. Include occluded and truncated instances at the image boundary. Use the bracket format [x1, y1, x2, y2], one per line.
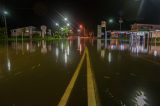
[0, 39, 160, 106]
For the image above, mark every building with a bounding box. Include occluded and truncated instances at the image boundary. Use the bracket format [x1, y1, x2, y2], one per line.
[130, 24, 160, 41]
[97, 25, 102, 38]
[131, 24, 160, 31]
[11, 26, 41, 37]
[97, 21, 107, 39]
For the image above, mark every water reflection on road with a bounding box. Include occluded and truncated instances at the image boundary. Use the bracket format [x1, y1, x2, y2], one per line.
[0, 39, 160, 105]
[132, 90, 148, 106]
[94, 39, 160, 106]
[0, 39, 90, 105]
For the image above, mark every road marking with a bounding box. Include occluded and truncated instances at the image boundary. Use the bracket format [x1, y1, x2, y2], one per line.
[58, 50, 86, 106]
[86, 48, 97, 106]
[140, 57, 160, 65]
[58, 47, 99, 106]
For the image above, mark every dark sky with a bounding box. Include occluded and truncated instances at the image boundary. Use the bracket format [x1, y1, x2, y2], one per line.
[1, 0, 160, 31]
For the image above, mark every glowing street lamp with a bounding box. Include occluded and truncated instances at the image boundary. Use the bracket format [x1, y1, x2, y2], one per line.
[67, 23, 70, 27]
[109, 19, 114, 24]
[3, 10, 9, 37]
[55, 23, 59, 27]
[4, 11, 8, 15]
[79, 24, 83, 29]
[64, 17, 68, 21]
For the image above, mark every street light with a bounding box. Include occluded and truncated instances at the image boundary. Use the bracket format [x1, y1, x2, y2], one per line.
[55, 23, 59, 27]
[67, 23, 70, 27]
[61, 27, 64, 31]
[79, 24, 83, 29]
[119, 18, 123, 31]
[3, 10, 8, 38]
[4, 11, 8, 15]
[64, 17, 68, 21]
[109, 19, 114, 24]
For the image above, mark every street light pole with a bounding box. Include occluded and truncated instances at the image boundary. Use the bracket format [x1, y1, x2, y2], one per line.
[3, 11, 8, 39]
[119, 18, 123, 31]
[4, 15, 8, 38]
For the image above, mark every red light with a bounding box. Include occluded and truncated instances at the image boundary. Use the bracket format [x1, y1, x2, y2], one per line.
[79, 25, 83, 29]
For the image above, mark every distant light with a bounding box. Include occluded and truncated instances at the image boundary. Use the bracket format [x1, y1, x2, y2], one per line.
[109, 19, 114, 23]
[3, 11, 8, 15]
[61, 27, 64, 31]
[64, 18, 68, 21]
[55, 23, 59, 26]
[77, 29, 81, 32]
[67, 23, 70, 27]
[79, 25, 83, 29]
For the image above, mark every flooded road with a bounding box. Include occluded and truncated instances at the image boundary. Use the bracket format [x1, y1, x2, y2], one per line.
[0, 39, 160, 106]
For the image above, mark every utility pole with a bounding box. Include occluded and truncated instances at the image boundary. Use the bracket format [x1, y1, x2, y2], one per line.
[119, 18, 123, 31]
[3, 10, 8, 39]
[4, 15, 8, 36]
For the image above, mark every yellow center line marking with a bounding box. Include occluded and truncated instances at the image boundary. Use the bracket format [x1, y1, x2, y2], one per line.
[58, 50, 86, 106]
[58, 47, 98, 106]
[86, 48, 97, 106]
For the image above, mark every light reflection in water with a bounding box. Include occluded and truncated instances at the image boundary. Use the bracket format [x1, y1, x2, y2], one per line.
[64, 45, 70, 64]
[38, 42, 40, 47]
[108, 52, 112, 63]
[79, 44, 82, 54]
[64, 50, 68, 64]
[132, 90, 148, 106]
[67, 46, 70, 55]
[154, 50, 158, 57]
[61, 43, 64, 51]
[97, 39, 101, 51]
[48, 45, 52, 51]
[7, 58, 11, 71]
[101, 50, 105, 59]
[26, 43, 29, 51]
[120, 44, 125, 51]
[41, 40, 47, 54]
[56, 48, 59, 58]
[77, 36, 82, 54]
[78, 36, 80, 49]
[97, 39, 160, 57]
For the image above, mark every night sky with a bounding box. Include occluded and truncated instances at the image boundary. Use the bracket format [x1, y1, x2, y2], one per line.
[1, 0, 160, 31]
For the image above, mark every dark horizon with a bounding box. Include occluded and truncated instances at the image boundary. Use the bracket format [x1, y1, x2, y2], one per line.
[1, 0, 160, 31]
